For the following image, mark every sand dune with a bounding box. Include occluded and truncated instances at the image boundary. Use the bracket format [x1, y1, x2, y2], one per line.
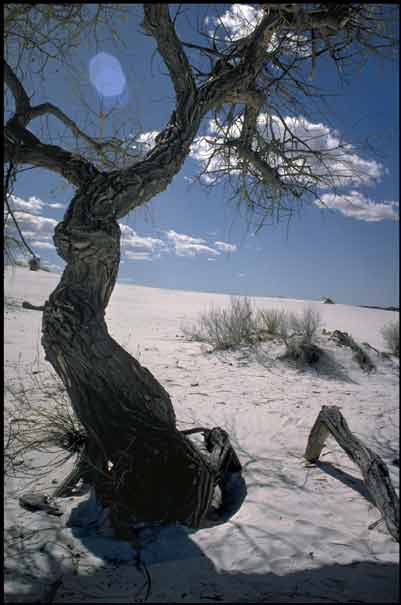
[4, 267, 399, 603]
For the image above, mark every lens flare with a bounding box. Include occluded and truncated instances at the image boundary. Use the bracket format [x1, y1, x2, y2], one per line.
[89, 52, 126, 97]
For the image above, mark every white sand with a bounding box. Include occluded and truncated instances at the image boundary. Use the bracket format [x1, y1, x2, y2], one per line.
[4, 266, 399, 603]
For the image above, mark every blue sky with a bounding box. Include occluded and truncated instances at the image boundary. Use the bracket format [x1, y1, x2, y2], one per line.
[7, 5, 399, 307]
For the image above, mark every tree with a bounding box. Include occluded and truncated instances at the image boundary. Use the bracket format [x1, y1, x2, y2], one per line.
[4, 4, 398, 533]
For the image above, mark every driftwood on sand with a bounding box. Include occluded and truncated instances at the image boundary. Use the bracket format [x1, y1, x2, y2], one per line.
[329, 329, 376, 373]
[22, 301, 45, 311]
[305, 405, 399, 542]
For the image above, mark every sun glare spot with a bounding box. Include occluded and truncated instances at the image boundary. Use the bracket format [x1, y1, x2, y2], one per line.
[89, 52, 126, 97]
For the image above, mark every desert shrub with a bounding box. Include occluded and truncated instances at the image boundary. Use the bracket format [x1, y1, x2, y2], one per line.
[4, 369, 86, 479]
[182, 296, 257, 350]
[279, 307, 323, 365]
[287, 306, 322, 346]
[282, 339, 322, 365]
[381, 320, 399, 356]
[257, 308, 288, 337]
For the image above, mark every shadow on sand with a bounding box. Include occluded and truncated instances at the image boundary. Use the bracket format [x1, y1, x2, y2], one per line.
[5, 437, 398, 603]
[5, 531, 399, 603]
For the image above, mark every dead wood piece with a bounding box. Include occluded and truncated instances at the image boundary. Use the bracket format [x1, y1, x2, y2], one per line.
[304, 405, 399, 542]
[329, 330, 375, 372]
[19, 492, 63, 516]
[22, 300, 45, 311]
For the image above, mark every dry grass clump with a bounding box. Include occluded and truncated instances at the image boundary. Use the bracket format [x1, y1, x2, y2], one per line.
[183, 299, 324, 366]
[279, 307, 323, 365]
[288, 306, 322, 345]
[381, 320, 399, 356]
[182, 296, 258, 350]
[257, 308, 288, 337]
[4, 368, 86, 479]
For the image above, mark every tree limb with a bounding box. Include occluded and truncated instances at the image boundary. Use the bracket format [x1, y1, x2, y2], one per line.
[4, 59, 31, 118]
[142, 5, 196, 106]
[4, 136, 98, 187]
[4, 60, 99, 186]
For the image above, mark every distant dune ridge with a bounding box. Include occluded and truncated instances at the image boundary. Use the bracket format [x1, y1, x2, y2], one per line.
[4, 267, 399, 603]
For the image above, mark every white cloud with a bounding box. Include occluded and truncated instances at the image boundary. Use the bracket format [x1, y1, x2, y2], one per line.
[190, 114, 384, 191]
[48, 203, 64, 209]
[316, 192, 399, 222]
[207, 4, 263, 40]
[9, 194, 45, 214]
[207, 258, 217, 262]
[257, 114, 383, 188]
[120, 222, 165, 255]
[214, 240, 237, 253]
[206, 5, 310, 56]
[165, 229, 220, 257]
[120, 225, 225, 261]
[132, 130, 160, 154]
[175, 242, 220, 257]
[5, 209, 57, 256]
[125, 251, 154, 261]
[165, 230, 207, 245]
[31, 241, 55, 250]
[13, 211, 57, 235]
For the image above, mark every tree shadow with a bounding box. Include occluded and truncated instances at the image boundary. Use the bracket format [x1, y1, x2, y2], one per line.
[5, 530, 399, 603]
[5, 413, 398, 603]
[314, 460, 373, 503]
[5, 452, 398, 603]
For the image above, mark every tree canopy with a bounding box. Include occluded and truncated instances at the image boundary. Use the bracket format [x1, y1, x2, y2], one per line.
[5, 4, 398, 234]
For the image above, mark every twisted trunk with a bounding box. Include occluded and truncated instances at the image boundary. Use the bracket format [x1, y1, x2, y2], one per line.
[41, 171, 216, 529]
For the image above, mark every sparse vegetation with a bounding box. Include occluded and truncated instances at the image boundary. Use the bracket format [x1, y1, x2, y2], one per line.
[288, 307, 322, 345]
[4, 370, 86, 479]
[274, 306, 323, 365]
[381, 320, 399, 356]
[182, 296, 257, 350]
[183, 301, 325, 366]
[257, 308, 288, 338]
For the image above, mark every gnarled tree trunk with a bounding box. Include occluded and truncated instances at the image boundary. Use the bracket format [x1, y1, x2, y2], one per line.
[41, 174, 219, 529]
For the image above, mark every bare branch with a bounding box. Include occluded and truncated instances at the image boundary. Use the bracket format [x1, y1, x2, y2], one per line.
[4, 59, 98, 186]
[4, 59, 31, 118]
[4, 136, 98, 187]
[142, 5, 196, 105]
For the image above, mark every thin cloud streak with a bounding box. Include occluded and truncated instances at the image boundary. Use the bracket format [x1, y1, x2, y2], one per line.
[317, 192, 399, 222]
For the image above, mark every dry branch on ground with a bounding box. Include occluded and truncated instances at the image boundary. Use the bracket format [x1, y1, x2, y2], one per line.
[305, 405, 399, 542]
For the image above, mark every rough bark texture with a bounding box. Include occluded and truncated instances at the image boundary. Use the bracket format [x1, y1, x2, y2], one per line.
[305, 405, 399, 542]
[41, 173, 219, 528]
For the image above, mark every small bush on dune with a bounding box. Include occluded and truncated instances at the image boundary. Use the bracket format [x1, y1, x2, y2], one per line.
[280, 307, 323, 365]
[381, 320, 399, 356]
[288, 306, 322, 345]
[184, 301, 324, 364]
[182, 296, 257, 350]
[257, 308, 288, 337]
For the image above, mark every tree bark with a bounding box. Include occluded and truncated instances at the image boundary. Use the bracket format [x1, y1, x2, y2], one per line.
[304, 405, 399, 542]
[41, 172, 223, 529]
